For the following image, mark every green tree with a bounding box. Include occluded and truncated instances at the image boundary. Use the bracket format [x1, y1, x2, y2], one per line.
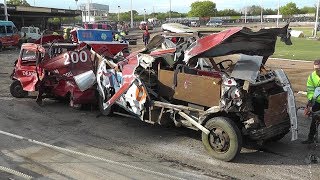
[264, 8, 277, 15]
[280, 2, 299, 16]
[7, 0, 30, 6]
[217, 9, 241, 16]
[156, 13, 168, 20]
[299, 6, 316, 14]
[188, 1, 217, 17]
[247, 5, 263, 16]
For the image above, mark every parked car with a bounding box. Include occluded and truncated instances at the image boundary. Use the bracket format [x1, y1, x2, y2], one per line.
[84, 23, 113, 31]
[190, 21, 200, 27]
[161, 23, 197, 33]
[0, 20, 20, 50]
[20, 26, 41, 41]
[206, 19, 223, 27]
[96, 24, 297, 161]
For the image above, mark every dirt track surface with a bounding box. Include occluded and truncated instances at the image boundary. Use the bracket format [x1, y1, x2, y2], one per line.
[0, 44, 319, 179]
[266, 59, 312, 107]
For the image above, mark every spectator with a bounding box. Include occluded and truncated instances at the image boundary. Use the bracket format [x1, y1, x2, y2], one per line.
[142, 28, 150, 46]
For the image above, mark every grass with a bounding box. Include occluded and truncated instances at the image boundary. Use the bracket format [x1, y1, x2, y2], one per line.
[272, 37, 320, 61]
[290, 26, 314, 37]
[197, 26, 319, 61]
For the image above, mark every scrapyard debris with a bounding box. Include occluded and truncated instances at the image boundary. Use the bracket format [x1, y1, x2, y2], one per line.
[95, 24, 298, 161]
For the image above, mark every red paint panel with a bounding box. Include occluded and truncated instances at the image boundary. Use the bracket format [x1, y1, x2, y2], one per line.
[106, 56, 139, 107]
[186, 28, 242, 57]
[90, 43, 128, 56]
[150, 48, 176, 56]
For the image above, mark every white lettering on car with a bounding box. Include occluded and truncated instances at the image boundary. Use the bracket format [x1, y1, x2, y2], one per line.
[64, 51, 88, 65]
[63, 71, 73, 77]
[64, 53, 70, 65]
[22, 71, 36, 76]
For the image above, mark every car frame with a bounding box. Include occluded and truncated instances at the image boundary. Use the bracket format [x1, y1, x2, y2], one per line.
[96, 24, 298, 161]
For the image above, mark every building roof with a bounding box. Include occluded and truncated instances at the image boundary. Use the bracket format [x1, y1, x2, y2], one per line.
[0, 4, 81, 18]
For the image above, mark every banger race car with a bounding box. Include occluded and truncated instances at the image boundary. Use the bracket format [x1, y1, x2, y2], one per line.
[96, 24, 298, 161]
[10, 29, 129, 106]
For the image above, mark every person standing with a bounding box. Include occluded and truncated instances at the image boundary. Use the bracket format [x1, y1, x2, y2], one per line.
[142, 28, 150, 46]
[302, 60, 320, 144]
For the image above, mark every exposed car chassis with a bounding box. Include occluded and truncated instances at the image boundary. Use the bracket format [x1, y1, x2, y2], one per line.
[95, 25, 298, 161]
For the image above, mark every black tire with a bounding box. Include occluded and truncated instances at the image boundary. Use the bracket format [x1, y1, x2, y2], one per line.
[202, 116, 242, 162]
[10, 80, 28, 98]
[98, 88, 114, 116]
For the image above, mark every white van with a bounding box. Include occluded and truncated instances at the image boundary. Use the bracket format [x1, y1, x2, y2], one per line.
[21, 26, 41, 40]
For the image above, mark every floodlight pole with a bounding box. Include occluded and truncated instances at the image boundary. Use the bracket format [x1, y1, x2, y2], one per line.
[314, 0, 320, 37]
[130, 0, 133, 28]
[118, 6, 120, 22]
[87, 0, 90, 23]
[169, 0, 171, 22]
[144, 9, 146, 22]
[4, 0, 8, 21]
[260, 0, 263, 27]
[277, 0, 280, 27]
[244, 0, 247, 23]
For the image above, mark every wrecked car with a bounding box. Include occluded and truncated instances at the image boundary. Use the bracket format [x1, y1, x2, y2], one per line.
[10, 29, 129, 106]
[96, 25, 298, 161]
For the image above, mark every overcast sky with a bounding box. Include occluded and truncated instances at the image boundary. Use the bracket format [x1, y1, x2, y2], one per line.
[17, 0, 318, 14]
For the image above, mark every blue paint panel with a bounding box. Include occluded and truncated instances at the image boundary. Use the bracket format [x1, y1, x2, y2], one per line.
[77, 29, 113, 42]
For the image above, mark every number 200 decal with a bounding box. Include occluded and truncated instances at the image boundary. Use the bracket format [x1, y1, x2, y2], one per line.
[64, 51, 88, 65]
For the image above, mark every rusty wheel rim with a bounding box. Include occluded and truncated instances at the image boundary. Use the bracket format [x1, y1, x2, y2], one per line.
[209, 127, 230, 153]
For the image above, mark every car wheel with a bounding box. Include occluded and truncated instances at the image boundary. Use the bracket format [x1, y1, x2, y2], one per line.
[202, 116, 242, 161]
[98, 87, 114, 116]
[10, 80, 28, 98]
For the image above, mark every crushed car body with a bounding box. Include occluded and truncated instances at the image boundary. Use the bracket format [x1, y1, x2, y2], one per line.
[96, 24, 298, 161]
[10, 29, 129, 106]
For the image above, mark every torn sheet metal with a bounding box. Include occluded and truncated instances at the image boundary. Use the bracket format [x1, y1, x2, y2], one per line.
[183, 24, 291, 64]
[230, 54, 263, 83]
[274, 69, 298, 141]
[137, 53, 155, 69]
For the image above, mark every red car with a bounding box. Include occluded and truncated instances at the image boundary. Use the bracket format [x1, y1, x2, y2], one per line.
[0, 21, 20, 50]
[10, 41, 97, 106]
[10, 29, 129, 107]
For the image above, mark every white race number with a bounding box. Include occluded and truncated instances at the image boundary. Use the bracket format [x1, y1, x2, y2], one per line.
[64, 51, 88, 65]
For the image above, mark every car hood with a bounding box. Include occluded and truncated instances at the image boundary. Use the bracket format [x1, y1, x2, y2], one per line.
[184, 24, 291, 64]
